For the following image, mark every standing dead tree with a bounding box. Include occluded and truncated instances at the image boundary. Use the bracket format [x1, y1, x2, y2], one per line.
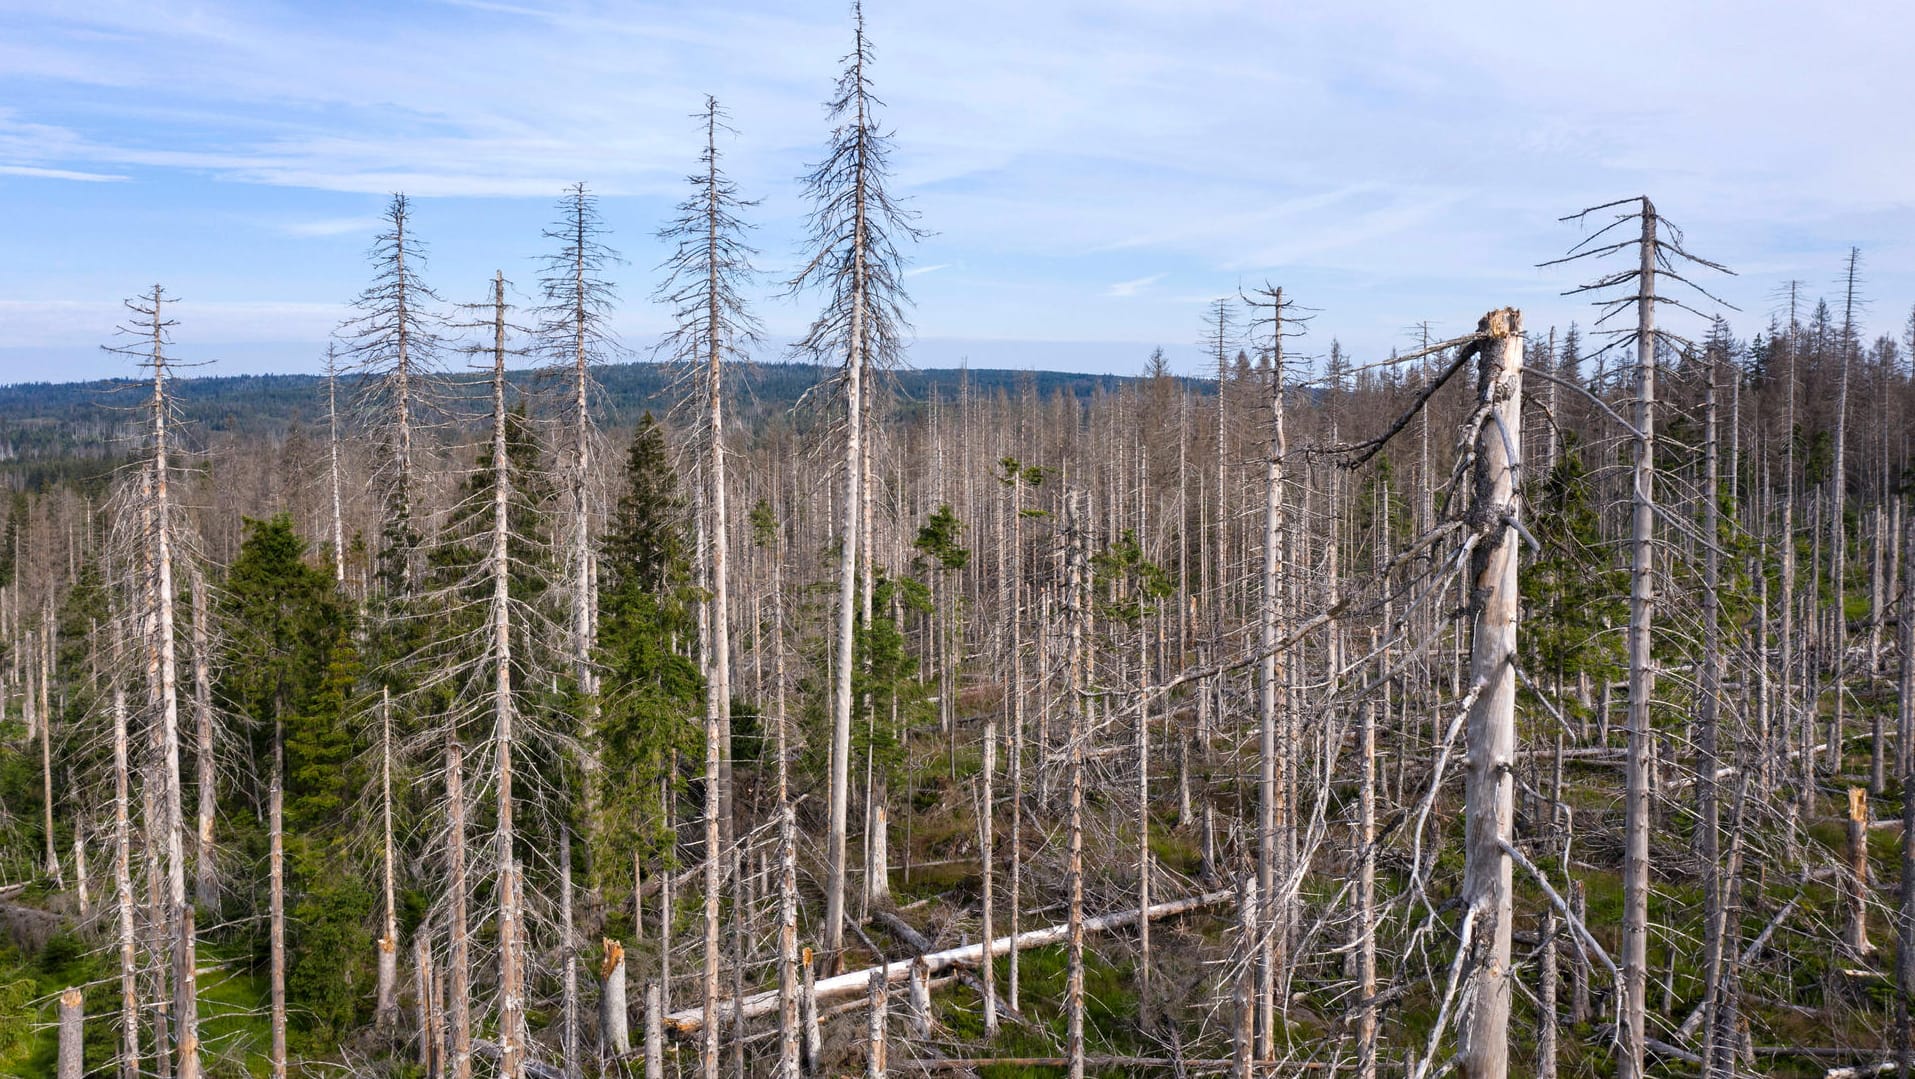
[789, 0, 923, 968]
[1545, 196, 1732, 1079]
[103, 285, 202, 1079]
[538, 181, 618, 811]
[656, 94, 761, 1078]
[1458, 308, 1524, 1078]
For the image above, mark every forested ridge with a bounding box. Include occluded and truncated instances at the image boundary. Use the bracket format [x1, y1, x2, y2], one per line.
[3, 13, 1915, 1079]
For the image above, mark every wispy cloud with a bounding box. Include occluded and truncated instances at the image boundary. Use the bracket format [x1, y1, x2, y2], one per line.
[1106, 273, 1164, 298]
[0, 164, 127, 182]
[279, 215, 383, 237]
[2, 1, 1912, 375]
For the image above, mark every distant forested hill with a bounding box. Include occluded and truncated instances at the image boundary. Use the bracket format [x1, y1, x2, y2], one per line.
[0, 362, 1176, 492]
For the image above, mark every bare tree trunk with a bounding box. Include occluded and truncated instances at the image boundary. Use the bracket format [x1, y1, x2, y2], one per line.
[1065, 489, 1088, 1079]
[1460, 307, 1523, 1079]
[39, 644, 62, 888]
[601, 939, 630, 1059]
[417, 934, 440, 1077]
[269, 716, 286, 1079]
[1897, 497, 1914, 1073]
[190, 567, 216, 910]
[802, 960, 822, 1076]
[561, 829, 580, 1079]
[1829, 249, 1858, 775]
[448, 737, 472, 1079]
[1849, 788, 1873, 955]
[1539, 910, 1558, 1079]
[645, 981, 664, 1079]
[979, 714, 998, 1036]
[326, 345, 346, 585]
[376, 688, 399, 1030]
[144, 288, 199, 1079]
[866, 968, 888, 1079]
[1251, 285, 1289, 1061]
[1235, 876, 1258, 1079]
[1357, 699, 1378, 1079]
[58, 987, 83, 1079]
[488, 273, 526, 1079]
[1008, 469, 1025, 1013]
[779, 805, 801, 1078]
[822, 75, 873, 970]
[113, 687, 140, 1079]
[1620, 201, 1659, 1079]
[698, 116, 738, 1075]
[1698, 343, 1727, 1076]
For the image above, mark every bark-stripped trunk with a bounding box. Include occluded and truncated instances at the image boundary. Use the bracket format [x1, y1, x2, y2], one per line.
[1356, 698, 1378, 1079]
[190, 567, 216, 911]
[1065, 489, 1088, 1079]
[145, 290, 199, 1079]
[561, 830, 580, 1079]
[823, 37, 874, 966]
[113, 687, 140, 1079]
[1698, 345, 1727, 1074]
[269, 715, 286, 1079]
[700, 123, 734, 1066]
[778, 805, 801, 1078]
[1460, 308, 1523, 1079]
[57, 988, 83, 1079]
[1255, 288, 1288, 1060]
[488, 274, 526, 1078]
[1897, 502, 1915, 1072]
[376, 688, 399, 1030]
[326, 346, 346, 585]
[1008, 469, 1026, 1012]
[39, 642, 62, 887]
[1620, 200, 1659, 1079]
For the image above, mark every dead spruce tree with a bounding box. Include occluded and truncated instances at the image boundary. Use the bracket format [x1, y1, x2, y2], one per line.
[1547, 196, 1731, 1079]
[103, 285, 202, 1079]
[656, 94, 761, 1079]
[789, 0, 922, 967]
[1457, 308, 1523, 1078]
[539, 181, 617, 812]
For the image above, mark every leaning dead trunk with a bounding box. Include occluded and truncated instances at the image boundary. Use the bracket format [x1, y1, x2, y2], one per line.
[1459, 307, 1523, 1079]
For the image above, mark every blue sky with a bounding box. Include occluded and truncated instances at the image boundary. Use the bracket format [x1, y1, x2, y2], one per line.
[2, 0, 1912, 383]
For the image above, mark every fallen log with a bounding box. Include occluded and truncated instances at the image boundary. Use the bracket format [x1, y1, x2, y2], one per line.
[661, 885, 1236, 1034]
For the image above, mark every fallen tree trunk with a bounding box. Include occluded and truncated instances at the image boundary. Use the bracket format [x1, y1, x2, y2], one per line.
[661, 885, 1235, 1034]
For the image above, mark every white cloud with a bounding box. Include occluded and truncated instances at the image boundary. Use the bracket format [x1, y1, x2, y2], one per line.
[279, 216, 384, 238]
[0, 164, 127, 181]
[1106, 274, 1164, 298]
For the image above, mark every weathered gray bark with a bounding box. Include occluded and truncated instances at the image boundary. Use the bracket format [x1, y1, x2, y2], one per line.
[190, 567, 216, 910]
[376, 688, 399, 1031]
[486, 274, 526, 1079]
[1620, 200, 1659, 1079]
[58, 987, 83, 1079]
[1460, 308, 1523, 1079]
[1065, 489, 1088, 1079]
[113, 687, 140, 1079]
[600, 939, 629, 1058]
[269, 717, 286, 1079]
